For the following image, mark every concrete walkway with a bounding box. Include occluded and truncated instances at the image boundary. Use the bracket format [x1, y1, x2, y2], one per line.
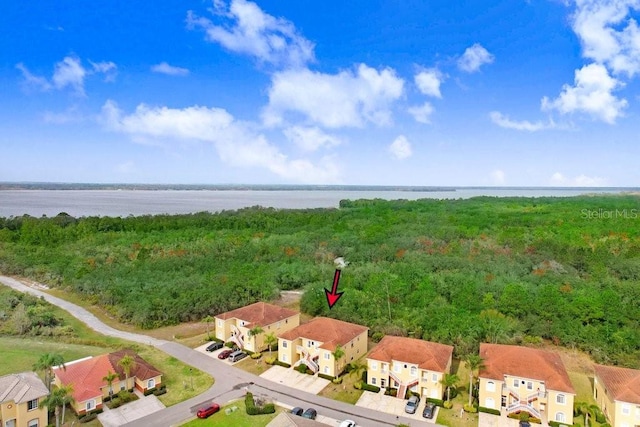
[98, 394, 166, 427]
[1, 275, 443, 427]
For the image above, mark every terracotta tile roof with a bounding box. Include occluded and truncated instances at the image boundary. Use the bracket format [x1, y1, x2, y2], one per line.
[266, 412, 327, 427]
[594, 364, 640, 405]
[479, 344, 574, 393]
[0, 372, 49, 404]
[278, 317, 368, 351]
[367, 335, 453, 372]
[54, 355, 116, 402]
[108, 350, 162, 381]
[216, 302, 298, 328]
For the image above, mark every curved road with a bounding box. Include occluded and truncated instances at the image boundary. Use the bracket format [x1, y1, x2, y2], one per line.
[1, 276, 436, 427]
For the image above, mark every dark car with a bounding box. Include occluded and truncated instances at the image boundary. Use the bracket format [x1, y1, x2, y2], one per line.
[206, 341, 224, 352]
[519, 421, 531, 427]
[302, 408, 317, 419]
[405, 395, 420, 414]
[217, 349, 233, 359]
[290, 407, 304, 416]
[422, 402, 436, 419]
[196, 403, 220, 419]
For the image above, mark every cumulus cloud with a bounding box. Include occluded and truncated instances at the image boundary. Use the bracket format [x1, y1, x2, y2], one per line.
[408, 102, 435, 124]
[90, 61, 118, 81]
[550, 171, 608, 186]
[457, 43, 494, 73]
[15, 63, 52, 92]
[101, 100, 340, 183]
[283, 126, 342, 151]
[491, 169, 506, 185]
[151, 62, 190, 76]
[489, 111, 553, 131]
[52, 57, 87, 95]
[187, 0, 314, 68]
[541, 63, 627, 123]
[414, 69, 443, 98]
[389, 135, 412, 160]
[263, 64, 404, 128]
[572, 0, 640, 77]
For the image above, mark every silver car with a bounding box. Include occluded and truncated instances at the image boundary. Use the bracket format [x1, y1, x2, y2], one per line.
[405, 395, 420, 414]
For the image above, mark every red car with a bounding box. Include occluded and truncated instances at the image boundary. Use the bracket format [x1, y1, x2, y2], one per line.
[217, 349, 233, 359]
[197, 403, 220, 419]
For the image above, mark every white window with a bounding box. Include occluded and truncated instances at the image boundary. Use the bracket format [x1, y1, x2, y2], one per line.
[27, 398, 39, 410]
[432, 373, 438, 382]
[324, 352, 330, 360]
[556, 394, 565, 405]
[485, 397, 495, 409]
[276, 321, 281, 329]
[5, 420, 16, 427]
[217, 320, 223, 327]
[381, 363, 387, 373]
[410, 366, 417, 377]
[393, 362, 400, 373]
[86, 399, 96, 411]
[622, 404, 631, 415]
[147, 378, 155, 389]
[635, 406, 640, 418]
[282, 354, 287, 362]
[282, 341, 288, 348]
[513, 378, 519, 388]
[555, 412, 565, 422]
[308, 340, 315, 347]
[371, 377, 377, 385]
[324, 366, 329, 374]
[371, 361, 377, 371]
[28, 420, 39, 427]
[486, 381, 495, 392]
[527, 381, 533, 390]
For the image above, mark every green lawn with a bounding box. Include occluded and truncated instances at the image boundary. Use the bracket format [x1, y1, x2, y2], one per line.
[181, 400, 284, 427]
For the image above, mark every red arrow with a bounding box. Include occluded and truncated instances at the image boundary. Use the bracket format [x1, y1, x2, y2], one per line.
[325, 269, 344, 309]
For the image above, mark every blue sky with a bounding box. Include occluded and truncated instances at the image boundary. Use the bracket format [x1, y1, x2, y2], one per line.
[2, 0, 640, 186]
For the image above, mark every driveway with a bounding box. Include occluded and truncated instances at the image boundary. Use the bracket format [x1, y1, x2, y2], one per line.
[356, 390, 439, 424]
[260, 365, 330, 395]
[98, 394, 165, 427]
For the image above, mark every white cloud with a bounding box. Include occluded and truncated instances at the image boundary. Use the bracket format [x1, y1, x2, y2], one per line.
[541, 63, 627, 123]
[389, 135, 412, 160]
[550, 171, 608, 186]
[408, 102, 435, 124]
[187, 0, 314, 68]
[457, 43, 494, 73]
[572, 0, 640, 77]
[90, 61, 118, 81]
[263, 64, 404, 128]
[414, 69, 443, 98]
[151, 62, 190, 76]
[16, 63, 52, 91]
[52, 56, 86, 95]
[489, 111, 552, 131]
[283, 126, 342, 151]
[101, 100, 340, 183]
[491, 169, 506, 185]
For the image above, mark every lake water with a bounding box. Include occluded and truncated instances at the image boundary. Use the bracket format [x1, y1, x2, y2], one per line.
[0, 188, 633, 218]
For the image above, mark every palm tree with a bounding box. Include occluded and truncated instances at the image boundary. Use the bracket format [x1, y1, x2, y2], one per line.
[264, 332, 277, 357]
[248, 326, 264, 351]
[203, 315, 214, 340]
[331, 345, 346, 375]
[59, 384, 75, 426]
[33, 353, 65, 391]
[440, 373, 460, 402]
[347, 359, 368, 383]
[118, 354, 136, 391]
[43, 385, 73, 427]
[575, 401, 598, 427]
[103, 370, 118, 401]
[465, 354, 484, 406]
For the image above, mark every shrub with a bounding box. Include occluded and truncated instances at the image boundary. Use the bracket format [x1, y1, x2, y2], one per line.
[250, 352, 262, 359]
[362, 383, 380, 393]
[143, 388, 156, 396]
[79, 413, 97, 423]
[427, 398, 445, 407]
[332, 377, 343, 384]
[371, 331, 385, 342]
[296, 363, 308, 374]
[443, 401, 453, 409]
[265, 356, 276, 365]
[225, 341, 235, 348]
[318, 373, 334, 381]
[478, 406, 501, 416]
[384, 388, 398, 397]
[244, 392, 275, 415]
[274, 360, 290, 368]
[463, 403, 478, 413]
[354, 381, 362, 390]
[153, 388, 167, 396]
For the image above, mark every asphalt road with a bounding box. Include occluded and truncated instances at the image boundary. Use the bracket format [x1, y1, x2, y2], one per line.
[1, 275, 441, 427]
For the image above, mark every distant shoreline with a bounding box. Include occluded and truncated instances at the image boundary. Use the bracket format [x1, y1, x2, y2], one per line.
[1, 182, 638, 192]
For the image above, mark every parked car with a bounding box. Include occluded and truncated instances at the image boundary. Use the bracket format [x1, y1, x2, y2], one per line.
[302, 408, 317, 419]
[196, 403, 220, 418]
[217, 349, 233, 359]
[519, 421, 531, 427]
[339, 420, 357, 427]
[422, 402, 436, 419]
[206, 341, 224, 352]
[229, 349, 247, 362]
[290, 407, 304, 416]
[405, 395, 420, 414]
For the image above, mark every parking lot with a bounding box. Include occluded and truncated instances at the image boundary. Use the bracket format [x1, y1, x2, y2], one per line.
[259, 365, 330, 395]
[355, 390, 439, 424]
[195, 342, 249, 365]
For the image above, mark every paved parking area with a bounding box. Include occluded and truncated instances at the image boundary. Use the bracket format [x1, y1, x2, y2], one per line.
[260, 365, 330, 395]
[355, 390, 438, 424]
[479, 412, 542, 427]
[98, 394, 166, 427]
[195, 343, 248, 365]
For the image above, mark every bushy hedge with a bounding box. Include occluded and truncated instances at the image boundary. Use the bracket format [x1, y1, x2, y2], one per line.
[273, 360, 290, 368]
[245, 392, 276, 415]
[478, 406, 501, 416]
[362, 383, 380, 393]
[318, 373, 334, 381]
[427, 398, 445, 407]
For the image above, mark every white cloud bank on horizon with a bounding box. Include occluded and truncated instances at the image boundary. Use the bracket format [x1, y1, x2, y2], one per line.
[389, 135, 412, 160]
[187, 0, 315, 68]
[151, 62, 190, 76]
[457, 43, 494, 73]
[550, 171, 608, 186]
[100, 100, 341, 183]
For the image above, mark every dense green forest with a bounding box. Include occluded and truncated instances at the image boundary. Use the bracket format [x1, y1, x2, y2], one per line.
[1, 195, 639, 367]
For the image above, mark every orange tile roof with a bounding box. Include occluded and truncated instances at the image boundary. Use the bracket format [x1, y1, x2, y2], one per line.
[108, 350, 162, 381]
[215, 302, 298, 328]
[479, 343, 575, 394]
[53, 355, 116, 402]
[278, 317, 368, 351]
[594, 364, 640, 405]
[367, 335, 453, 372]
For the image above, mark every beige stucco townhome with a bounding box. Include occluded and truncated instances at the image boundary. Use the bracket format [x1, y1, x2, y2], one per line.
[0, 372, 49, 427]
[594, 363, 640, 427]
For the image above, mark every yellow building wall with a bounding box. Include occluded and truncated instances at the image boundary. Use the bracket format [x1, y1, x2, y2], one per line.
[1, 399, 48, 427]
[546, 390, 574, 424]
[479, 377, 503, 410]
[134, 375, 162, 392]
[278, 338, 298, 366]
[72, 396, 104, 415]
[217, 314, 300, 352]
[366, 359, 447, 399]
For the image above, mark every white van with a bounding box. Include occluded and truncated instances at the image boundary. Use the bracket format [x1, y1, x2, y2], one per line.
[229, 350, 247, 362]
